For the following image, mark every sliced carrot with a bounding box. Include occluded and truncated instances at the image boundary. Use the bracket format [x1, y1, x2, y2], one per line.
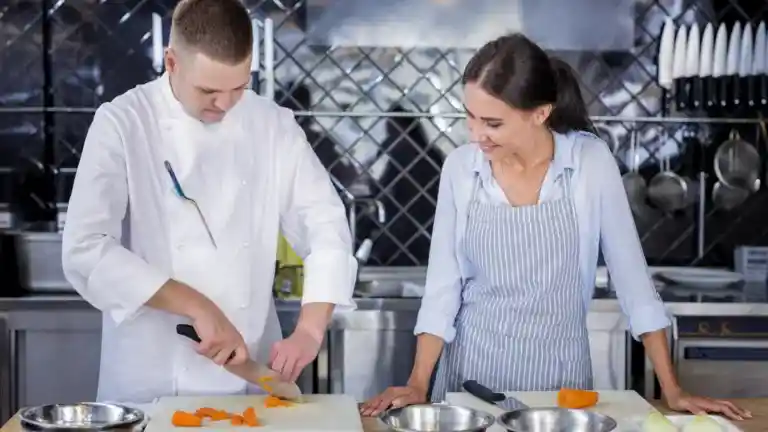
[557, 388, 599, 409]
[242, 407, 260, 427]
[194, 407, 230, 421]
[172, 410, 202, 427]
[230, 414, 245, 426]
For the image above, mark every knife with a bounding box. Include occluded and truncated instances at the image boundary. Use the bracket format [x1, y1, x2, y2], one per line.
[754, 22, 767, 107]
[672, 24, 689, 111]
[463, 380, 529, 411]
[713, 23, 728, 108]
[699, 23, 714, 109]
[726, 21, 742, 108]
[685, 23, 700, 111]
[658, 18, 676, 91]
[175, 324, 303, 402]
[739, 22, 753, 109]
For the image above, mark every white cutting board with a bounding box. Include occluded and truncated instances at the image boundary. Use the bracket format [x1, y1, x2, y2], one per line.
[446, 390, 657, 432]
[623, 414, 742, 431]
[144, 395, 363, 432]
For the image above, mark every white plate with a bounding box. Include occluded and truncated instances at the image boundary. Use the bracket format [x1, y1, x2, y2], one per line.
[623, 414, 742, 431]
[655, 268, 743, 289]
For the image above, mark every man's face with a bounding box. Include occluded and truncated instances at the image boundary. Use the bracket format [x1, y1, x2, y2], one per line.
[165, 48, 252, 124]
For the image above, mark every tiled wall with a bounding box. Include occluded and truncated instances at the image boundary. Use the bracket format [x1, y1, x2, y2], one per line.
[1, 0, 767, 267]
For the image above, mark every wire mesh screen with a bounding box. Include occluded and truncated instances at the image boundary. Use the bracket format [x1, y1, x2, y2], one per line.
[0, 0, 767, 266]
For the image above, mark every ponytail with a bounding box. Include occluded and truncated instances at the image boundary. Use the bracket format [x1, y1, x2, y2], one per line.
[548, 57, 593, 134]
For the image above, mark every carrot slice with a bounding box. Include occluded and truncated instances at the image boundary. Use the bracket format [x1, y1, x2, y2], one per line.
[194, 408, 230, 421]
[172, 410, 202, 427]
[242, 407, 260, 427]
[230, 414, 245, 426]
[557, 388, 599, 409]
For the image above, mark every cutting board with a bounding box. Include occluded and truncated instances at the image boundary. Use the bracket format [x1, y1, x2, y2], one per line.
[144, 395, 363, 432]
[446, 390, 658, 432]
[623, 414, 742, 431]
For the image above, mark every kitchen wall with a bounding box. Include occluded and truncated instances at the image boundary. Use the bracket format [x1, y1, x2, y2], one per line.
[1, 0, 767, 267]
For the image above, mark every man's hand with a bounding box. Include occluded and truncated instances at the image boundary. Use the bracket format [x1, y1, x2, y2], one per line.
[191, 301, 249, 366]
[269, 328, 322, 382]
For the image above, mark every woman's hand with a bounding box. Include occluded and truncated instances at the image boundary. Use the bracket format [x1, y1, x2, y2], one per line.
[359, 385, 428, 417]
[665, 388, 751, 421]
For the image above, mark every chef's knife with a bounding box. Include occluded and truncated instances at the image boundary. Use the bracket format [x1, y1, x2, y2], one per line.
[658, 18, 676, 91]
[699, 23, 714, 109]
[739, 22, 753, 109]
[685, 23, 701, 111]
[726, 22, 742, 108]
[175, 324, 303, 402]
[462, 380, 529, 411]
[713, 23, 729, 109]
[672, 24, 689, 111]
[754, 22, 767, 107]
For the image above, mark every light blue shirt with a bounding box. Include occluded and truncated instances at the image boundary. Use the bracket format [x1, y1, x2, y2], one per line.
[414, 130, 671, 343]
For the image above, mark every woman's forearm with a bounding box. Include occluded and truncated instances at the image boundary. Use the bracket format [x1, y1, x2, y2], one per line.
[408, 333, 445, 391]
[641, 328, 682, 398]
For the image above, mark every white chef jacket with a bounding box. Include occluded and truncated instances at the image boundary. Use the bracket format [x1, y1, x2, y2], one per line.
[61, 74, 357, 403]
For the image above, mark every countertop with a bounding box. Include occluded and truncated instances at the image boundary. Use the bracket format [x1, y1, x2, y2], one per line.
[4, 400, 768, 432]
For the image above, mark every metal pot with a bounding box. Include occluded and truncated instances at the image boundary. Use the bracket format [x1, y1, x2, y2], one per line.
[380, 404, 496, 432]
[498, 408, 617, 432]
[19, 403, 146, 432]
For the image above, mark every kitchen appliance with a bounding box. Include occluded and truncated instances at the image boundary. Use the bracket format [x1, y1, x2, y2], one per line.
[734, 246, 768, 281]
[19, 402, 146, 431]
[674, 316, 768, 399]
[144, 394, 363, 432]
[380, 404, 495, 432]
[175, 324, 303, 402]
[463, 381, 617, 432]
[14, 231, 70, 292]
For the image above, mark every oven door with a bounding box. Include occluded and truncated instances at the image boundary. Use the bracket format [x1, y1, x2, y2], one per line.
[675, 338, 768, 399]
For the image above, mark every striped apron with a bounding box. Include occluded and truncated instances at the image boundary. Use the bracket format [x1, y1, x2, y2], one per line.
[430, 170, 592, 402]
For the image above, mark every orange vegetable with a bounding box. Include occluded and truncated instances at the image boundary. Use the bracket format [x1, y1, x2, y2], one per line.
[264, 395, 293, 408]
[557, 388, 599, 409]
[194, 408, 230, 421]
[172, 410, 203, 427]
[230, 414, 245, 426]
[242, 407, 260, 426]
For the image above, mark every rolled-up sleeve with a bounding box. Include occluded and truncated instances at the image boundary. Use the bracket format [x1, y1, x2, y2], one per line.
[413, 157, 463, 342]
[62, 106, 169, 325]
[596, 146, 671, 339]
[277, 109, 357, 311]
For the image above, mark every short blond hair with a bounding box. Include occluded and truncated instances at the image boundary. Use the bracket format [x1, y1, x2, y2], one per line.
[170, 0, 253, 64]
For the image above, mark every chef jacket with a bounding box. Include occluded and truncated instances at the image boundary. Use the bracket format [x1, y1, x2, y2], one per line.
[62, 74, 357, 403]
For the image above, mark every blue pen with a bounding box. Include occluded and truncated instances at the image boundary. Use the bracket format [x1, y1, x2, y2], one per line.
[164, 161, 217, 248]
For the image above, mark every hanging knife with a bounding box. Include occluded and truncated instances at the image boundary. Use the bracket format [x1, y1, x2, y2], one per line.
[713, 23, 728, 109]
[754, 21, 767, 107]
[738, 22, 753, 109]
[175, 324, 304, 402]
[672, 24, 689, 111]
[685, 23, 701, 111]
[726, 21, 742, 108]
[699, 23, 715, 110]
[659, 18, 676, 91]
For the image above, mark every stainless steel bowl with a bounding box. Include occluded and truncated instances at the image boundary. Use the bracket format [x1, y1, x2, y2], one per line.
[498, 408, 617, 432]
[380, 404, 496, 432]
[20, 403, 145, 431]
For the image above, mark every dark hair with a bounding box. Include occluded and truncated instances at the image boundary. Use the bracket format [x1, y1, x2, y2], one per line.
[172, 0, 253, 64]
[462, 33, 593, 134]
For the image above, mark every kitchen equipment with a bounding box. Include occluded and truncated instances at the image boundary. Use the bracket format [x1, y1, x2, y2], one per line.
[19, 402, 145, 431]
[14, 231, 71, 292]
[654, 267, 743, 289]
[684, 23, 700, 111]
[698, 23, 714, 110]
[463, 381, 617, 432]
[625, 414, 741, 432]
[734, 246, 768, 281]
[726, 22, 742, 108]
[647, 153, 689, 213]
[380, 404, 495, 432]
[753, 22, 767, 107]
[712, 181, 751, 211]
[672, 24, 689, 111]
[713, 130, 760, 191]
[658, 18, 676, 91]
[175, 324, 303, 402]
[145, 394, 363, 432]
[713, 23, 729, 109]
[738, 22, 753, 108]
[621, 129, 646, 213]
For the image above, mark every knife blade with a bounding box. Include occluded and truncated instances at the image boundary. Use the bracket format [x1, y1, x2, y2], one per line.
[462, 380, 529, 412]
[726, 21, 742, 108]
[700, 23, 714, 109]
[175, 324, 303, 402]
[658, 18, 676, 91]
[713, 23, 728, 108]
[672, 24, 689, 111]
[685, 23, 700, 111]
[739, 22, 753, 108]
[754, 22, 767, 107]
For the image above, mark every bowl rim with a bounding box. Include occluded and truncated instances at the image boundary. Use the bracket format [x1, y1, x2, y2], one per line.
[496, 407, 618, 431]
[19, 402, 146, 430]
[379, 403, 497, 432]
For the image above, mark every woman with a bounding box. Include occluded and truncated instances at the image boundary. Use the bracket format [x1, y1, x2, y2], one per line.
[360, 33, 749, 420]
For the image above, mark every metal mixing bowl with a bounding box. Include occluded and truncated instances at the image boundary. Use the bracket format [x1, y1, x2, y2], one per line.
[20, 403, 146, 431]
[498, 408, 617, 432]
[380, 404, 496, 432]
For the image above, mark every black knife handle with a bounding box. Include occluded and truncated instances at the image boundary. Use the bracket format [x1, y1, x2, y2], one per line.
[705, 76, 718, 108]
[760, 74, 768, 107]
[463, 380, 506, 404]
[692, 76, 703, 110]
[175, 324, 236, 362]
[720, 76, 730, 107]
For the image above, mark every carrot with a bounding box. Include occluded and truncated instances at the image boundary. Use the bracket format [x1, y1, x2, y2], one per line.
[557, 388, 599, 409]
[264, 395, 293, 408]
[172, 410, 202, 427]
[230, 414, 245, 426]
[194, 408, 230, 421]
[242, 407, 260, 426]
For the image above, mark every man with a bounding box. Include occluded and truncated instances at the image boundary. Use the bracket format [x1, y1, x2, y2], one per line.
[61, 0, 356, 403]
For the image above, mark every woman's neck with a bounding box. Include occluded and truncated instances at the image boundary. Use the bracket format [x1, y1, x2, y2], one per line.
[496, 129, 555, 172]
